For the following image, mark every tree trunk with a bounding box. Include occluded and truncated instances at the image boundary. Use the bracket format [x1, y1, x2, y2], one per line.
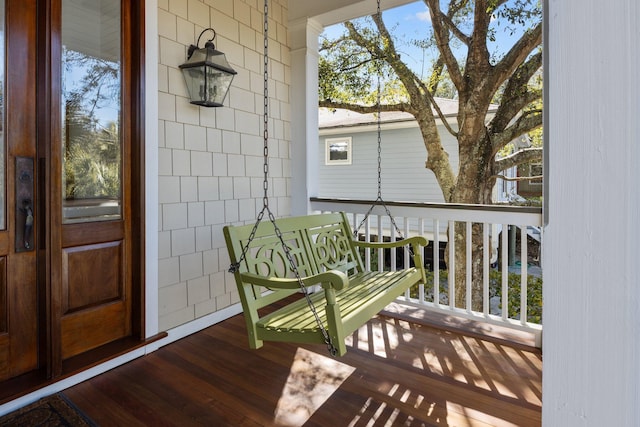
[446, 130, 495, 311]
[449, 222, 486, 311]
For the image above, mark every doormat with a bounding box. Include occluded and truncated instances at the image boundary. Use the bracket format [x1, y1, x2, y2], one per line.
[0, 393, 95, 426]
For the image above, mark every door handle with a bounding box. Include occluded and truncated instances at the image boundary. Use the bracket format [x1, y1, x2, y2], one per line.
[15, 157, 35, 252]
[22, 199, 34, 250]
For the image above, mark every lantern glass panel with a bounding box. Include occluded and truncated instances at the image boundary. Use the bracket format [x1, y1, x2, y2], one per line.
[180, 44, 236, 107]
[182, 65, 205, 104]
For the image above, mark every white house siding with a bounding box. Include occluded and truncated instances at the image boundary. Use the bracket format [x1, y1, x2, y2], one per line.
[544, 0, 640, 425]
[319, 123, 459, 203]
[156, 0, 291, 331]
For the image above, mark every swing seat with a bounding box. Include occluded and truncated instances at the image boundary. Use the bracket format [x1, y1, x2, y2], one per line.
[223, 212, 427, 356]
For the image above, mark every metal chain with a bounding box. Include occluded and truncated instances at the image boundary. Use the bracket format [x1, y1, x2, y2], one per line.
[266, 209, 337, 356]
[353, 0, 412, 256]
[376, 3, 383, 202]
[229, 0, 337, 357]
[263, 0, 270, 208]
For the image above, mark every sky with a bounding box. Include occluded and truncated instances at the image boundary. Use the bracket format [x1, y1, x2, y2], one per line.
[322, 1, 529, 79]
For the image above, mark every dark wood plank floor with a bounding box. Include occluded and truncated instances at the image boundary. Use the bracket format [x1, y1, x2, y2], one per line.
[63, 309, 542, 426]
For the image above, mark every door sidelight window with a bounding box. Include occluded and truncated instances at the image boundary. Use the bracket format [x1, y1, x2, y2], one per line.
[61, 0, 122, 223]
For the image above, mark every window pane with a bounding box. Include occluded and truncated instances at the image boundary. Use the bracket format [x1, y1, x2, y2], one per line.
[61, 0, 121, 223]
[325, 137, 352, 165]
[329, 142, 348, 160]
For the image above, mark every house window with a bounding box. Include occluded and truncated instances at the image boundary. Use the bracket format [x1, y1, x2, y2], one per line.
[529, 163, 543, 185]
[325, 137, 352, 165]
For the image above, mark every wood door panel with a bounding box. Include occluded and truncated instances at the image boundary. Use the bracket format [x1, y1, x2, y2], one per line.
[0, 256, 7, 379]
[5, 251, 38, 378]
[61, 301, 128, 360]
[0, 257, 5, 332]
[60, 240, 129, 359]
[0, 334, 8, 379]
[0, 234, 9, 256]
[0, 258, 6, 379]
[62, 241, 123, 313]
[62, 221, 124, 248]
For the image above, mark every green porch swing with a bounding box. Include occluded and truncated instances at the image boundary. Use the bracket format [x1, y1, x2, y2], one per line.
[223, 0, 427, 357]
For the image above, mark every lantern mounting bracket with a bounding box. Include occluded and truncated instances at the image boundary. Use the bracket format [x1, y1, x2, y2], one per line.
[188, 28, 217, 59]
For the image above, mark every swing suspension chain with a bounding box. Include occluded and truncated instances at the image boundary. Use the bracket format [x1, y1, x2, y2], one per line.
[376, 22, 383, 202]
[353, 0, 411, 257]
[262, 0, 270, 209]
[229, 0, 337, 357]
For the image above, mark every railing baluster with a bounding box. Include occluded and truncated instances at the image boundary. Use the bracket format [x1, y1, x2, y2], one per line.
[404, 217, 412, 299]
[364, 216, 371, 271]
[521, 225, 528, 325]
[433, 218, 440, 307]
[483, 222, 490, 316]
[417, 217, 425, 302]
[466, 221, 472, 313]
[390, 221, 396, 272]
[449, 220, 455, 310]
[501, 224, 509, 321]
[377, 214, 383, 272]
[404, 217, 410, 270]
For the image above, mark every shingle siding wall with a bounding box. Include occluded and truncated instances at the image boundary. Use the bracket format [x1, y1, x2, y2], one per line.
[157, 0, 291, 331]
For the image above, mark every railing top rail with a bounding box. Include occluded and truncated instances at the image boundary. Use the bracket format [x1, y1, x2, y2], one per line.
[310, 197, 544, 226]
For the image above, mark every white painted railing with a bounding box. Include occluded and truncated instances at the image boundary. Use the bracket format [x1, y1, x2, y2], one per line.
[310, 197, 543, 347]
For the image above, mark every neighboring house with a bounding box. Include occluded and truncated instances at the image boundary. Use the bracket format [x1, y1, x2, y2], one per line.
[517, 162, 544, 198]
[318, 105, 456, 203]
[509, 134, 543, 200]
[0, 1, 638, 426]
[318, 103, 517, 204]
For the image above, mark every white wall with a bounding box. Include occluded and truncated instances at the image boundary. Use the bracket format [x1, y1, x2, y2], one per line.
[318, 124, 457, 202]
[156, 0, 291, 331]
[544, 0, 640, 425]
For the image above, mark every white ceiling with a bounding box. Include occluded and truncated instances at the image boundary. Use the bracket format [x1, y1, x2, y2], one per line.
[289, 0, 416, 27]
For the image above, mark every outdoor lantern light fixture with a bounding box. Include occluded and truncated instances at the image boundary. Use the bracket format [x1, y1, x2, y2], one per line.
[180, 28, 237, 107]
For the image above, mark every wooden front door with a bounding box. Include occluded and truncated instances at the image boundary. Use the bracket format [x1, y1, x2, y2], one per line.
[0, 1, 39, 384]
[0, 0, 143, 391]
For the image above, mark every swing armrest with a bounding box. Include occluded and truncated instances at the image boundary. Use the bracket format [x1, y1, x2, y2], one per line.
[239, 270, 349, 291]
[352, 236, 428, 250]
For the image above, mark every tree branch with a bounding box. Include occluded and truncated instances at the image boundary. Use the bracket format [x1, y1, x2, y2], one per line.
[491, 51, 542, 132]
[440, 11, 471, 45]
[494, 147, 542, 171]
[319, 35, 351, 52]
[426, 0, 468, 94]
[492, 110, 542, 151]
[332, 56, 377, 74]
[427, 55, 445, 94]
[492, 174, 542, 182]
[344, 21, 378, 58]
[469, 0, 490, 62]
[371, 13, 418, 90]
[424, 0, 464, 90]
[415, 79, 459, 137]
[319, 100, 411, 114]
[492, 22, 542, 93]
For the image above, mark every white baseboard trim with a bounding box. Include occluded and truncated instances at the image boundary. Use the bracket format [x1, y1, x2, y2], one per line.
[146, 302, 244, 353]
